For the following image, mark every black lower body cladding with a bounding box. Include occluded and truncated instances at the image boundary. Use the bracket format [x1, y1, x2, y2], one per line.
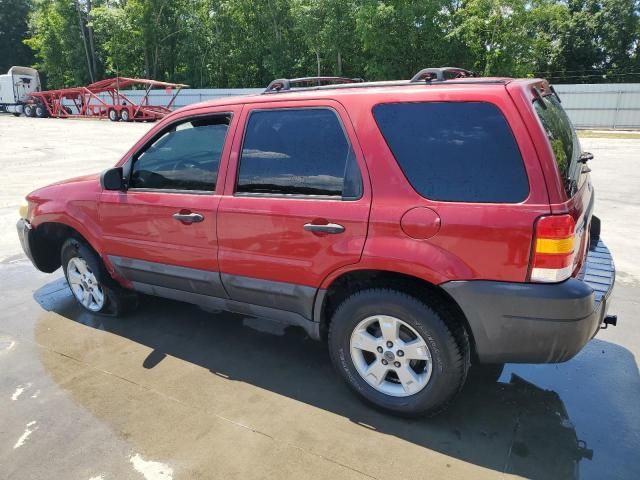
[442, 238, 615, 364]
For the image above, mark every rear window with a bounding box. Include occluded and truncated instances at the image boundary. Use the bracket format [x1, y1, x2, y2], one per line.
[533, 93, 581, 196]
[373, 102, 528, 203]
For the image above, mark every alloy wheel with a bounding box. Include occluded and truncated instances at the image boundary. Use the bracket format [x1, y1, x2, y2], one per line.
[67, 256, 105, 312]
[350, 315, 433, 397]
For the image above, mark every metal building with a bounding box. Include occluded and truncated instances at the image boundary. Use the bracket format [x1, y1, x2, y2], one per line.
[554, 83, 640, 129]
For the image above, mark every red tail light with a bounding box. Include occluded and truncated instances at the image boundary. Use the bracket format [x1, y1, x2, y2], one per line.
[530, 215, 576, 283]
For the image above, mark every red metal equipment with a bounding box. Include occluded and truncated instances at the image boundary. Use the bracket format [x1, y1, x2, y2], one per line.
[26, 77, 188, 122]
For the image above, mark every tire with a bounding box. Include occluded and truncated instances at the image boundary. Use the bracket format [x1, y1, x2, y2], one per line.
[120, 108, 130, 122]
[328, 288, 469, 417]
[61, 238, 136, 316]
[467, 363, 505, 385]
[35, 104, 48, 118]
[108, 108, 119, 122]
[24, 104, 35, 117]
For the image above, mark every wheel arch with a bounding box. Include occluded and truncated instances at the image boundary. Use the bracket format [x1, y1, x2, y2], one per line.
[27, 221, 100, 273]
[314, 269, 478, 361]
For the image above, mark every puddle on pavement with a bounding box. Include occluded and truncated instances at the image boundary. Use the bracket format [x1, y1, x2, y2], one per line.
[0, 334, 16, 352]
[32, 278, 640, 480]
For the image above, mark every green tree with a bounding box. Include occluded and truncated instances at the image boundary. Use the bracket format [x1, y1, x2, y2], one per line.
[598, 0, 639, 81]
[292, 0, 362, 77]
[17, 0, 640, 87]
[450, 0, 552, 77]
[355, 0, 464, 80]
[26, 0, 96, 87]
[0, 0, 34, 72]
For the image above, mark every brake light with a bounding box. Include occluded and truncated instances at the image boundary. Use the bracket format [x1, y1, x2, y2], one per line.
[530, 215, 576, 283]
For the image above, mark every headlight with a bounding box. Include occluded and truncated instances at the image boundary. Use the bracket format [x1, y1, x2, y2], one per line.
[19, 203, 29, 219]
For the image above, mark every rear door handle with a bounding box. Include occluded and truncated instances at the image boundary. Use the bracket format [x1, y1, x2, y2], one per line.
[303, 223, 345, 234]
[173, 212, 204, 223]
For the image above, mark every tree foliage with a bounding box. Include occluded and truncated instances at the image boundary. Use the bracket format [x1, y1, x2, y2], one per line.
[0, 0, 34, 72]
[2, 0, 638, 88]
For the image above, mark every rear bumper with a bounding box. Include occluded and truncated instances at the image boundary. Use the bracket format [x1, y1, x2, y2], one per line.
[442, 238, 615, 363]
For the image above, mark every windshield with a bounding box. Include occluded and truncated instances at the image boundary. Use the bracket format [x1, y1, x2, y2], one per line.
[534, 93, 583, 197]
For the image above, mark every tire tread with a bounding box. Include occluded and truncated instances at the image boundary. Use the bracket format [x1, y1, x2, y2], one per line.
[328, 287, 469, 417]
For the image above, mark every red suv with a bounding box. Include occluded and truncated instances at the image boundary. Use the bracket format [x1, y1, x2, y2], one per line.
[17, 68, 616, 416]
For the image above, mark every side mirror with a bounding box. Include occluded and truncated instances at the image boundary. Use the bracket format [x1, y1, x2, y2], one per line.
[100, 167, 125, 191]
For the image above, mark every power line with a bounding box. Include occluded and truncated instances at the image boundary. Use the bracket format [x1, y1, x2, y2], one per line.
[543, 72, 640, 79]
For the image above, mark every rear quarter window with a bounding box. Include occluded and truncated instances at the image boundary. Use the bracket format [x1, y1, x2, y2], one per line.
[533, 93, 582, 196]
[373, 102, 529, 203]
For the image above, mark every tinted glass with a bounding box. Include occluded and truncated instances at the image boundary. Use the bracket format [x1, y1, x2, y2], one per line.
[373, 102, 529, 203]
[534, 94, 581, 196]
[237, 108, 362, 198]
[131, 116, 230, 191]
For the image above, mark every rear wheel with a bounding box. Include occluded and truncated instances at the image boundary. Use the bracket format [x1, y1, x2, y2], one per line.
[328, 289, 469, 417]
[120, 108, 131, 122]
[35, 104, 48, 118]
[24, 104, 35, 117]
[61, 238, 136, 316]
[108, 108, 119, 122]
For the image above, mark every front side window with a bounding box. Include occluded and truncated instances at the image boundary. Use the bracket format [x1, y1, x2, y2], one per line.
[373, 102, 529, 203]
[130, 115, 230, 192]
[236, 108, 362, 199]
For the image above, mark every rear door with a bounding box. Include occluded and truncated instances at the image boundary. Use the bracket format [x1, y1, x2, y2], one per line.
[99, 106, 240, 296]
[217, 100, 371, 318]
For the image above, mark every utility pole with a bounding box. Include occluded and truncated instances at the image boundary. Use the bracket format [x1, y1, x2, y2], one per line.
[75, 0, 95, 83]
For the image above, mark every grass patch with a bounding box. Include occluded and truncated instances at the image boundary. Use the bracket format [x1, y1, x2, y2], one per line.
[577, 130, 640, 139]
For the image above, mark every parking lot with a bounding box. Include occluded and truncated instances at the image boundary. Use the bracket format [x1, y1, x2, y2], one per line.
[0, 115, 639, 480]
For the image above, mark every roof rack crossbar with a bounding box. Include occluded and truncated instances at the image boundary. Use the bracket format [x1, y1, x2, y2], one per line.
[264, 76, 364, 93]
[410, 67, 479, 83]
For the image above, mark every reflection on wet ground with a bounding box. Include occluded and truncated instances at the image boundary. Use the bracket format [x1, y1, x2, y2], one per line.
[23, 275, 639, 480]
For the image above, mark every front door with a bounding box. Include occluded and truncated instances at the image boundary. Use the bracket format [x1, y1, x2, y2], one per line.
[99, 107, 240, 297]
[217, 101, 371, 319]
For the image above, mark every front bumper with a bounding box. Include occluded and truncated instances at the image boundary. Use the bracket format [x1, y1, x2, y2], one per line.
[17, 218, 36, 265]
[442, 238, 615, 363]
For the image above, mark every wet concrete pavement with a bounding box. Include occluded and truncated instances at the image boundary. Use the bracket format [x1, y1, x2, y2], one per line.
[1, 118, 639, 479]
[1, 261, 639, 479]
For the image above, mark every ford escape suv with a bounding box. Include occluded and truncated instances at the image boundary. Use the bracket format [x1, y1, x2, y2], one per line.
[17, 67, 616, 416]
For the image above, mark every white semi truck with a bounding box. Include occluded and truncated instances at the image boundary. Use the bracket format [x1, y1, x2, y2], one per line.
[0, 66, 41, 116]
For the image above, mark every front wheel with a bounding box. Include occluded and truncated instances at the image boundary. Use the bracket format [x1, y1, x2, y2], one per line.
[61, 238, 136, 316]
[328, 289, 469, 417]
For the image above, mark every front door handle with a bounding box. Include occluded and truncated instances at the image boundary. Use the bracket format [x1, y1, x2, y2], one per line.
[173, 212, 204, 223]
[303, 223, 345, 234]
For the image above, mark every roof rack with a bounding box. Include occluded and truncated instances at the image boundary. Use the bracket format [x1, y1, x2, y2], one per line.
[264, 76, 364, 93]
[410, 67, 479, 83]
[259, 68, 501, 95]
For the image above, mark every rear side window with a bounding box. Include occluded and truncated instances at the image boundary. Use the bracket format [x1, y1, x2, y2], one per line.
[373, 102, 529, 203]
[236, 108, 362, 199]
[534, 94, 581, 196]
